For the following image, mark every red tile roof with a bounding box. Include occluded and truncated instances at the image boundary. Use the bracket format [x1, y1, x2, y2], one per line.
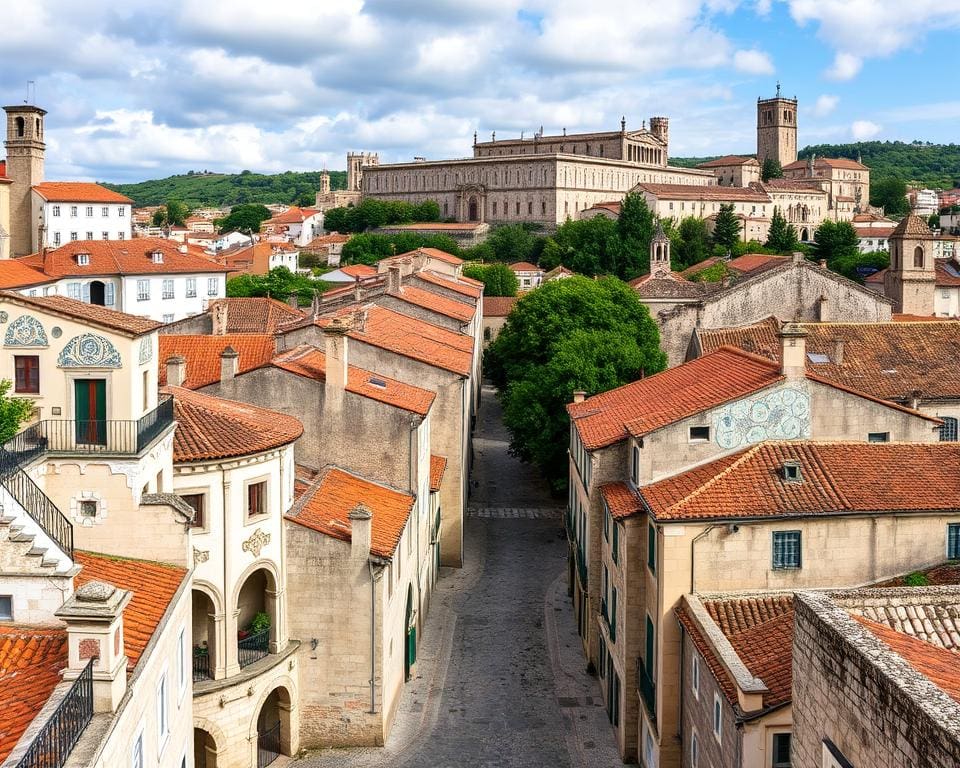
[158, 335, 276, 389]
[726, 253, 786, 275]
[637, 183, 770, 203]
[74, 551, 187, 670]
[482, 296, 518, 317]
[509, 262, 541, 272]
[430, 455, 447, 492]
[0, 260, 53, 288]
[413, 270, 483, 299]
[599, 482, 641, 519]
[696, 155, 758, 168]
[391, 284, 475, 322]
[0, 626, 68, 762]
[18, 238, 230, 277]
[339, 264, 377, 279]
[936, 258, 960, 287]
[32, 182, 132, 204]
[567, 347, 785, 450]
[165, 386, 302, 461]
[207, 298, 304, 334]
[270, 344, 435, 415]
[304, 233, 351, 248]
[783, 157, 869, 171]
[403, 247, 463, 266]
[891, 214, 936, 240]
[584, 201, 622, 215]
[287, 467, 414, 559]
[0, 291, 161, 336]
[642, 442, 960, 522]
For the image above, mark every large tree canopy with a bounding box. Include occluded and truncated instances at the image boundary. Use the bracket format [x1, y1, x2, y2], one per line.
[812, 219, 860, 263]
[227, 266, 330, 305]
[216, 204, 272, 234]
[323, 199, 441, 233]
[869, 177, 911, 216]
[462, 263, 518, 296]
[487, 276, 666, 490]
[765, 206, 799, 252]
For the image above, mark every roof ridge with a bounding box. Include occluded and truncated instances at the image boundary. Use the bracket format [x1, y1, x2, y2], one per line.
[658, 444, 762, 517]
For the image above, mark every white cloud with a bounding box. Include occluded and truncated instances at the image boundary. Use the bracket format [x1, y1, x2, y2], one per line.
[826, 52, 861, 80]
[733, 49, 774, 75]
[851, 119, 881, 140]
[755, 0, 773, 14]
[811, 94, 839, 117]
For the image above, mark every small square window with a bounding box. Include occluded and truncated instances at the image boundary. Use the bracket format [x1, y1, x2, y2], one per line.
[868, 432, 889, 443]
[0, 595, 12, 620]
[80, 500, 98, 518]
[247, 480, 267, 519]
[773, 530, 802, 570]
[782, 460, 802, 483]
[182, 494, 205, 529]
[772, 732, 792, 768]
[689, 426, 710, 442]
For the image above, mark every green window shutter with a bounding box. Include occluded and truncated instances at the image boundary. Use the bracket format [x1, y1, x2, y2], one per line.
[647, 523, 656, 575]
[612, 523, 619, 565]
[645, 615, 655, 675]
[610, 588, 617, 643]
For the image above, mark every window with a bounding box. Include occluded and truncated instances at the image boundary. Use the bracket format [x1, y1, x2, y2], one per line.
[162, 313, 174, 323]
[0, 595, 12, 620]
[948, 523, 960, 560]
[612, 521, 619, 565]
[85, 206, 93, 217]
[207, 278, 218, 296]
[182, 494, 205, 529]
[773, 530, 802, 569]
[782, 460, 802, 483]
[689, 425, 710, 442]
[53, 232, 61, 245]
[247, 480, 267, 519]
[867, 431, 889, 443]
[52, 205, 60, 217]
[647, 523, 656, 575]
[70, 206, 78, 217]
[14, 356, 39, 393]
[177, 628, 187, 700]
[67, 282, 80, 299]
[691, 654, 700, 699]
[70, 232, 78, 241]
[939, 417, 958, 442]
[85, 230, 93, 240]
[713, 693, 722, 743]
[102, 206, 109, 217]
[630, 444, 639, 485]
[691, 731, 699, 768]
[80, 501, 97, 518]
[156, 671, 169, 752]
[186, 277, 197, 298]
[101, 231, 109, 240]
[131, 729, 144, 768]
[913, 245, 925, 268]
[137, 279, 150, 301]
[772, 732, 792, 768]
[162, 279, 174, 299]
[119, 206, 126, 216]
[118, 232, 124, 240]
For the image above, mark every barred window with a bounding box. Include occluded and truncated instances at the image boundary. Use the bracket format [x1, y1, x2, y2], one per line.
[772, 530, 802, 569]
[948, 524, 960, 560]
[939, 417, 958, 442]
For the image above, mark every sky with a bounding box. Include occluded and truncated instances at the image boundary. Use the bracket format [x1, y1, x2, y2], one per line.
[2, 0, 959, 183]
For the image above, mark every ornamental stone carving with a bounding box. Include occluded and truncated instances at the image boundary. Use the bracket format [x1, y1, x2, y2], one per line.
[57, 333, 122, 368]
[241, 529, 271, 558]
[193, 547, 210, 565]
[4, 315, 48, 347]
[714, 386, 811, 450]
[138, 336, 152, 365]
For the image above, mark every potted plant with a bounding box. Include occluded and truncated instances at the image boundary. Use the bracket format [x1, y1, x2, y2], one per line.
[250, 611, 271, 635]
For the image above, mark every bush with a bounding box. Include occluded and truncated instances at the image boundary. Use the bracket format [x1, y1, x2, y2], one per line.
[903, 571, 930, 587]
[250, 611, 271, 634]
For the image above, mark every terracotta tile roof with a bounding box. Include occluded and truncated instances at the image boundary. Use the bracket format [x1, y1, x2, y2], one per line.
[317, 305, 473, 376]
[853, 615, 960, 704]
[158, 334, 276, 389]
[636, 183, 770, 203]
[675, 607, 738, 704]
[459, 274, 484, 287]
[0, 626, 68, 762]
[936, 258, 960, 287]
[855, 227, 895, 239]
[629, 271, 716, 300]
[891, 214, 936, 240]
[679, 257, 722, 279]
[265, 206, 319, 226]
[405, 247, 463, 266]
[567, 347, 784, 450]
[0, 260, 53, 288]
[599, 482, 642, 519]
[584, 201, 622, 215]
[74, 551, 187, 670]
[32, 182, 132, 204]
[854, 213, 894, 223]
[509, 262, 541, 272]
[0, 290, 161, 336]
[697, 318, 960, 401]
[270, 344, 435, 415]
[783, 157, 869, 171]
[756, 178, 826, 193]
[383, 222, 484, 231]
[287, 467, 414, 559]
[482, 296, 517, 317]
[642, 441, 960, 522]
[305, 233, 350, 248]
[18, 238, 230, 277]
[391, 284, 475, 322]
[340, 264, 377, 279]
[877, 562, 960, 586]
[727, 253, 786, 275]
[430, 455, 447, 492]
[164, 385, 302, 461]
[294, 464, 321, 500]
[413, 270, 483, 299]
[696, 155, 758, 168]
[208, 298, 304, 334]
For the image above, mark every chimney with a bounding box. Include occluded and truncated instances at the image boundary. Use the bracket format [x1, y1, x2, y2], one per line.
[220, 346, 239, 384]
[348, 503, 372, 559]
[791, 251, 805, 264]
[165, 354, 186, 387]
[55, 580, 132, 713]
[178, 243, 188, 254]
[818, 259, 827, 269]
[323, 317, 352, 408]
[287, 293, 299, 309]
[909, 390, 922, 410]
[353, 276, 362, 302]
[211, 300, 228, 335]
[779, 323, 807, 380]
[387, 264, 402, 293]
[817, 294, 830, 322]
[830, 338, 844, 365]
[573, 390, 587, 403]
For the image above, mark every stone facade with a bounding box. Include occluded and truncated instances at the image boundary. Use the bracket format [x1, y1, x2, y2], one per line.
[3, 104, 45, 257]
[756, 92, 798, 169]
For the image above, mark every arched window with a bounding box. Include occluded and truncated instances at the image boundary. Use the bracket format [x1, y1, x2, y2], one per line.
[940, 417, 958, 442]
[913, 245, 925, 268]
[15, 116, 24, 137]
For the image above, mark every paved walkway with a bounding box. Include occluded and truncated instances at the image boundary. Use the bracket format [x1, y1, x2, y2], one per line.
[294, 385, 624, 768]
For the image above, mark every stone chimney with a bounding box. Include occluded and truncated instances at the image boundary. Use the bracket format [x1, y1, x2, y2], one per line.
[817, 294, 830, 322]
[791, 251, 805, 265]
[779, 322, 807, 380]
[287, 293, 299, 309]
[353, 276, 363, 302]
[909, 390, 922, 410]
[348, 502, 372, 559]
[55, 580, 132, 713]
[323, 317, 351, 409]
[165, 355, 186, 388]
[211, 300, 228, 335]
[818, 259, 827, 269]
[387, 265, 402, 294]
[830, 338, 844, 365]
[220, 346, 239, 384]
[573, 390, 587, 404]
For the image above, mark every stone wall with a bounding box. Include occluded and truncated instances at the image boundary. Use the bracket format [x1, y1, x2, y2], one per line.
[678, 633, 740, 768]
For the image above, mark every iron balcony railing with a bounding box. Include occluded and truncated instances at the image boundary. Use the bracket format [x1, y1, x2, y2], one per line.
[15, 658, 94, 768]
[193, 649, 212, 682]
[238, 628, 270, 669]
[637, 658, 657, 724]
[257, 721, 281, 768]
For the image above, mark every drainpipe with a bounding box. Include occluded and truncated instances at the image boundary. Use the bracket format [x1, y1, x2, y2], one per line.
[367, 559, 377, 714]
[690, 526, 715, 594]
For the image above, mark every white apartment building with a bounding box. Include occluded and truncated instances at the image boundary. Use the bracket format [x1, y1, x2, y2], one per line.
[33, 182, 133, 249]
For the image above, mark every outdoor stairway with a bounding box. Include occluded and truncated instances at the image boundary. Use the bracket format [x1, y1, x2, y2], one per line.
[0, 479, 74, 574]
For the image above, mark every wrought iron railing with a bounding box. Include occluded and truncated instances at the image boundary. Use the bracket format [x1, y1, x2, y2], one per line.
[193, 649, 212, 682]
[257, 721, 281, 768]
[15, 658, 94, 768]
[636, 658, 657, 723]
[238, 628, 270, 668]
[0, 459, 73, 557]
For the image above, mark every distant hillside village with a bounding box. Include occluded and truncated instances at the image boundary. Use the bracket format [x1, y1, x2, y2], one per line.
[0, 90, 959, 768]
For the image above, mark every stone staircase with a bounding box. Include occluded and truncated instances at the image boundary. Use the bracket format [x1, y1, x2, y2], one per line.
[0, 486, 74, 575]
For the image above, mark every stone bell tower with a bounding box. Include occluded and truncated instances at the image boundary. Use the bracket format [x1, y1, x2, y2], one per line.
[756, 84, 797, 169]
[884, 214, 936, 316]
[4, 104, 45, 257]
[649, 219, 671, 277]
[346, 152, 379, 193]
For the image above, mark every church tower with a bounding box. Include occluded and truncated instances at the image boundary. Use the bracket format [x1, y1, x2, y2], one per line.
[319, 170, 331, 195]
[346, 152, 379, 193]
[649, 219, 671, 277]
[4, 104, 45, 257]
[884, 214, 936, 316]
[756, 84, 797, 169]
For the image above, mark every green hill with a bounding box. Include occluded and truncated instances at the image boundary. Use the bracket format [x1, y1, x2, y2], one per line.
[102, 169, 348, 208]
[673, 141, 960, 188]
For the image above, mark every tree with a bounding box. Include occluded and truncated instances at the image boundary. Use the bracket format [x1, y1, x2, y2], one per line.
[812, 219, 860, 263]
[870, 177, 910, 216]
[217, 204, 271, 234]
[550, 216, 622, 277]
[712, 204, 742, 251]
[617, 192, 655, 277]
[761, 158, 783, 181]
[320, 198, 442, 234]
[928, 213, 941, 230]
[340, 232, 461, 266]
[829, 250, 890, 283]
[487, 224, 539, 263]
[0, 379, 34, 443]
[226, 266, 329, 305]
[487, 277, 666, 490]
[462, 263, 518, 297]
[765, 206, 799, 252]
[672, 217, 712, 271]
[165, 199, 189, 227]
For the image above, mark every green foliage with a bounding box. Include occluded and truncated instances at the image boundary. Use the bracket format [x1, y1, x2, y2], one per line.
[249, 611, 271, 634]
[0, 380, 34, 444]
[765, 207, 799, 252]
[216, 204, 272, 234]
[903, 571, 930, 587]
[870, 177, 910, 216]
[929, 213, 942, 229]
[487, 277, 666, 491]
[461, 263, 518, 297]
[799, 141, 960, 189]
[712, 204, 742, 251]
[462, 242, 496, 262]
[487, 224, 539, 263]
[549, 216, 622, 277]
[813, 220, 860, 263]
[340, 232, 461, 266]
[226, 267, 330, 305]
[689, 262, 729, 283]
[151, 199, 189, 227]
[298, 251, 326, 270]
[321, 198, 442, 233]
[617, 193, 656, 277]
[671, 217, 712, 271]
[829, 251, 890, 284]
[103, 170, 346, 207]
[761, 158, 783, 181]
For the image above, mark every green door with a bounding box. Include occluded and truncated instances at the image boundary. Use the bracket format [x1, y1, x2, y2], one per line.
[404, 587, 416, 681]
[75, 379, 106, 445]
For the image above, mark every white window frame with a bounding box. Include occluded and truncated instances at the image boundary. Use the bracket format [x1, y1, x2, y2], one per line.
[156, 668, 169, 754]
[70, 205, 78, 217]
[177, 626, 187, 703]
[137, 279, 150, 302]
[85, 206, 93, 217]
[207, 277, 219, 296]
[688, 425, 711, 443]
[102, 206, 109, 217]
[186, 277, 197, 298]
[162, 279, 174, 299]
[692, 653, 700, 700]
[131, 721, 145, 768]
[53, 232, 61, 245]
[713, 692, 722, 744]
[52, 205, 60, 217]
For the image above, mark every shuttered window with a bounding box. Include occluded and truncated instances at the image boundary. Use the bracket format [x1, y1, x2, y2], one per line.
[948, 524, 960, 560]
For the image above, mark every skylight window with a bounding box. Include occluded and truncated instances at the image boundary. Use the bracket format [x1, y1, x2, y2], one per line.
[369, 377, 387, 388]
[806, 352, 830, 364]
[782, 460, 802, 483]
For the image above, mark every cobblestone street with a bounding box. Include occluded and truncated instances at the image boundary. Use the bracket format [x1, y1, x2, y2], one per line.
[295, 385, 625, 768]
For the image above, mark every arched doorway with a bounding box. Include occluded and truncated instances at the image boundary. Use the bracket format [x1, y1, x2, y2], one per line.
[255, 687, 293, 767]
[404, 585, 416, 681]
[192, 589, 217, 681]
[468, 197, 479, 222]
[89, 280, 106, 306]
[236, 567, 276, 667]
[194, 727, 219, 768]
[799, 227, 809, 242]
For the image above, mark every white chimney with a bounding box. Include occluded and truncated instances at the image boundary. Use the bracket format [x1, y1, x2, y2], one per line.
[830, 338, 844, 365]
[323, 317, 352, 409]
[211, 301, 228, 335]
[573, 390, 587, 403]
[220, 346, 239, 384]
[388, 265, 402, 293]
[779, 323, 807, 380]
[165, 354, 186, 388]
[348, 503, 372, 560]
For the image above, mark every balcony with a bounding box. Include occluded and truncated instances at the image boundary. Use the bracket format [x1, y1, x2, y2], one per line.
[193, 647, 212, 682]
[636, 658, 657, 724]
[238, 628, 270, 669]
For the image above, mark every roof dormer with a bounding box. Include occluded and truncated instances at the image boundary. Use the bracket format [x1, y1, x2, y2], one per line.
[76, 252, 90, 266]
[781, 460, 802, 483]
[150, 250, 164, 264]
